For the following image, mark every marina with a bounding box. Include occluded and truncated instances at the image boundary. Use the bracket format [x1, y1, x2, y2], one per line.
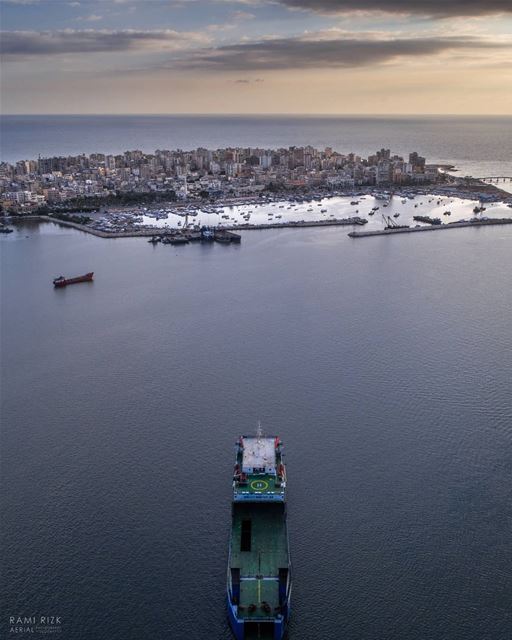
[4, 182, 512, 245]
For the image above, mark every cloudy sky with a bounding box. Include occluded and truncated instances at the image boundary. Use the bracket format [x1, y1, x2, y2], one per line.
[1, 0, 511, 114]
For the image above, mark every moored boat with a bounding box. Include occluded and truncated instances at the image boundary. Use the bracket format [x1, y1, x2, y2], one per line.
[413, 215, 442, 225]
[227, 427, 291, 640]
[53, 272, 94, 287]
[169, 236, 190, 245]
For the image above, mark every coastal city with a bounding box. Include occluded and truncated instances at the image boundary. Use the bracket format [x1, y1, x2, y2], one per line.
[1, 146, 511, 241]
[0, 145, 478, 210]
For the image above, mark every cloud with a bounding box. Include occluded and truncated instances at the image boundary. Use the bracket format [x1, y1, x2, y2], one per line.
[2, 26, 510, 78]
[206, 22, 237, 32]
[276, 0, 512, 18]
[231, 10, 256, 20]
[1, 0, 41, 4]
[0, 29, 208, 59]
[76, 13, 103, 22]
[176, 34, 510, 71]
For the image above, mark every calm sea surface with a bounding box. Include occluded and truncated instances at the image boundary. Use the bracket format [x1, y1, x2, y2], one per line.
[2, 115, 512, 178]
[1, 218, 512, 639]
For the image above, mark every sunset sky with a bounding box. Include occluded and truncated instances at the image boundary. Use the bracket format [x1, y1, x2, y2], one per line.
[1, 0, 511, 114]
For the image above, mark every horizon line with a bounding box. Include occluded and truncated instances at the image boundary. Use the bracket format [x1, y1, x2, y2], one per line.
[2, 112, 511, 118]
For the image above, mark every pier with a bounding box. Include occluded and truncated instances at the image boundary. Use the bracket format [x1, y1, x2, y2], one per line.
[348, 218, 512, 238]
[23, 215, 368, 239]
[224, 217, 367, 231]
[7, 214, 512, 243]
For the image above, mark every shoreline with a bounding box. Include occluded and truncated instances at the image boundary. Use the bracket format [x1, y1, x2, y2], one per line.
[4, 181, 511, 241]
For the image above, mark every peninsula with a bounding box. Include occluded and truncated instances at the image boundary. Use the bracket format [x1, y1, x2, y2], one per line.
[2, 145, 510, 215]
[1, 146, 510, 241]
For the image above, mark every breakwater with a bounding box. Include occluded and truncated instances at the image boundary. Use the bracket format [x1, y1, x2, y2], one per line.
[348, 218, 512, 238]
[8, 215, 368, 239]
[6, 215, 512, 242]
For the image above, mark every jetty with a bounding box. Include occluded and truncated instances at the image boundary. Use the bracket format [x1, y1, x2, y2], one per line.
[15, 215, 368, 240]
[224, 217, 367, 231]
[348, 218, 512, 238]
[7, 214, 512, 243]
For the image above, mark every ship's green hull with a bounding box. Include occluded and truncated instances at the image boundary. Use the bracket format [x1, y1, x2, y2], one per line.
[227, 502, 291, 640]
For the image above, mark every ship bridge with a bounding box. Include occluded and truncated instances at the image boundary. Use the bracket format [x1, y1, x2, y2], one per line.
[233, 435, 286, 503]
[242, 437, 276, 475]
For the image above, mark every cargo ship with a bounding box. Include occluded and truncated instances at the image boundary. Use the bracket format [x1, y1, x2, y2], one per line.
[53, 272, 94, 287]
[227, 427, 291, 640]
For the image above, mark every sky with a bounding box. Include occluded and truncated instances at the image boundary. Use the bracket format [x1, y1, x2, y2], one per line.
[1, 0, 511, 115]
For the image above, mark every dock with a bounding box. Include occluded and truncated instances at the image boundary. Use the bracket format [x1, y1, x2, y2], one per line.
[23, 215, 368, 239]
[348, 218, 512, 238]
[224, 217, 367, 231]
[9, 214, 512, 242]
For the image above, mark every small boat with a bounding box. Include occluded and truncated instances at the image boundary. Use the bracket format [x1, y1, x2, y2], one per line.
[53, 272, 94, 287]
[0, 227, 14, 234]
[170, 236, 190, 245]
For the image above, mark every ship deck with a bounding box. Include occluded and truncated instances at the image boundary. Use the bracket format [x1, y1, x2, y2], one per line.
[229, 503, 289, 617]
[240, 580, 279, 614]
[233, 474, 285, 501]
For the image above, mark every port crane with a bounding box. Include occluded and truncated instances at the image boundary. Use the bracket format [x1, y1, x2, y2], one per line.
[382, 214, 409, 230]
[473, 201, 487, 215]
